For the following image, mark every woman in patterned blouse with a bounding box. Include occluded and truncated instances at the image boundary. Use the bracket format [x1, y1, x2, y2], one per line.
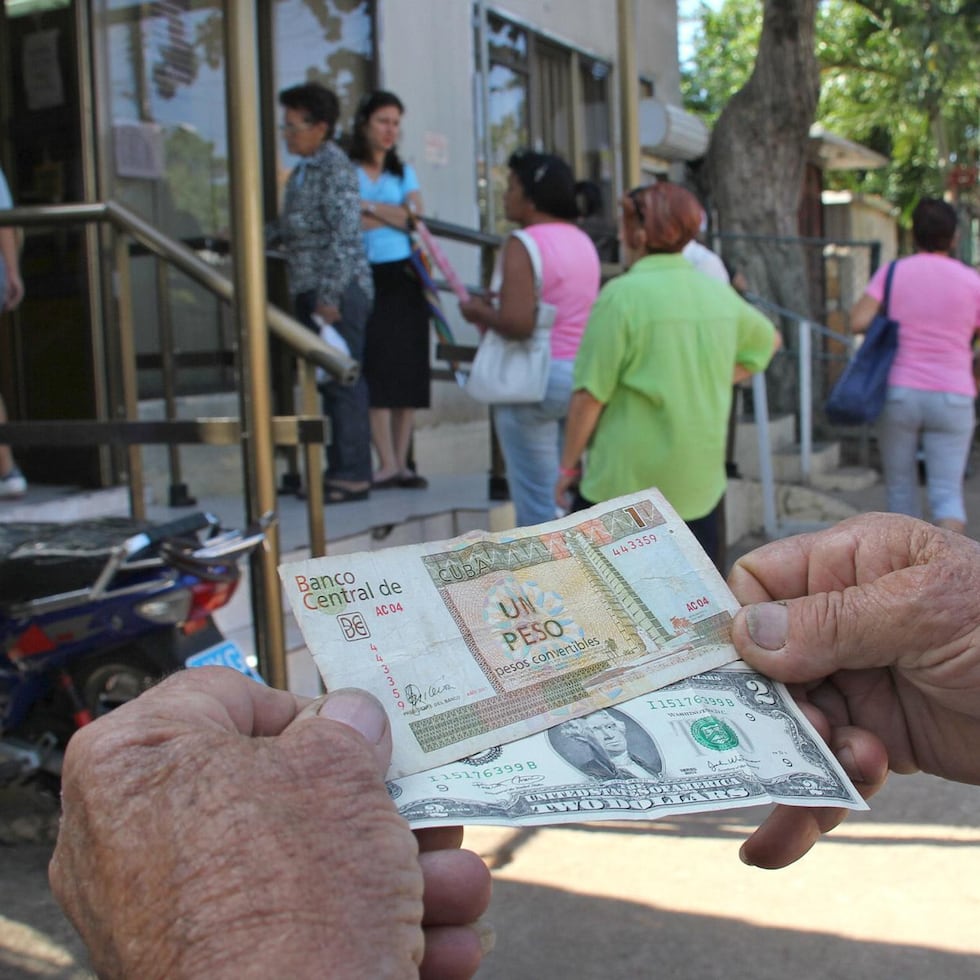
[270, 82, 374, 502]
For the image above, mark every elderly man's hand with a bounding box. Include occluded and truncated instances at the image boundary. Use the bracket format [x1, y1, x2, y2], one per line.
[50, 669, 492, 979]
[728, 513, 980, 869]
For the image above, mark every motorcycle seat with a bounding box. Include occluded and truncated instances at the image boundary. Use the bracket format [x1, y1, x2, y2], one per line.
[0, 517, 154, 605]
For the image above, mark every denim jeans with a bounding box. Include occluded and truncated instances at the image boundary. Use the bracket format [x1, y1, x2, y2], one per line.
[493, 359, 575, 527]
[878, 385, 976, 523]
[295, 283, 373, 484]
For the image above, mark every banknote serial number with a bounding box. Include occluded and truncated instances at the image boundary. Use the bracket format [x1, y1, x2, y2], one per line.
[609, 532, 658, 557]
[376, 602, 404, 616]
[427, 761, 538, 784]
[648, 695, 736, 709]
[371, 644, 405, 709]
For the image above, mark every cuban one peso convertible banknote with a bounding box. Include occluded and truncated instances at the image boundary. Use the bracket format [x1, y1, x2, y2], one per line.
[388, 663, 867, 829]
[280, 489, 743, 778]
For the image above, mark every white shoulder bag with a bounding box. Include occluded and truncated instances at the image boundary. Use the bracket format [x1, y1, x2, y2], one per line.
[464, 228, 557, 404]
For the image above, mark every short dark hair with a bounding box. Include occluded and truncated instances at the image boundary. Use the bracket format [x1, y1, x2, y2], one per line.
[349, 90, 406, 177]
[911, 197, 957, 253]
[278, 83, 340, 138]
[508, 150, 593, 221]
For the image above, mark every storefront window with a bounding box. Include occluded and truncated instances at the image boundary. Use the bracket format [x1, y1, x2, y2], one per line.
[580, 56, 613, 223]
[477, 14, 612, 236]
[272, 0, 374, 182]
[105, 0, 229, 237]
[484, 16, 528, 233]
[97, 0, 374, 397]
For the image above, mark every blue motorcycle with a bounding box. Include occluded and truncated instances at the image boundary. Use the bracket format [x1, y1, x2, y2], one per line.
[0, 511, 267, 788]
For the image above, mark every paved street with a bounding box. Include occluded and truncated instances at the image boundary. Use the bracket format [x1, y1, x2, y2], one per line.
[467, 769, 980, 979]
[3, 447, 980, 978]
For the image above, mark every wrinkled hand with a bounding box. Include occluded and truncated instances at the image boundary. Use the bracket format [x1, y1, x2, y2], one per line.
[728, 513, 980, 869]
[50, 669, 493, 979]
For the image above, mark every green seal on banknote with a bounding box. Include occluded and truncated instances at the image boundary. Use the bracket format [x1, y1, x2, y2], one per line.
[690, 716, 739, 752]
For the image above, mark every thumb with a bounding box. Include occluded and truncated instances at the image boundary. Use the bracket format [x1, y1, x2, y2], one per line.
[731, 585, 913, 684]
[290, 688, 392, 775]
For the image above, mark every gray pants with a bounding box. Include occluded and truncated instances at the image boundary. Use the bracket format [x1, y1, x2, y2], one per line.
[878, 385, 976, 523]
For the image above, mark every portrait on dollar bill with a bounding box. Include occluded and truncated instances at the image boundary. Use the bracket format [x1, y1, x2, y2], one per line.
[548, 707, 663, 781]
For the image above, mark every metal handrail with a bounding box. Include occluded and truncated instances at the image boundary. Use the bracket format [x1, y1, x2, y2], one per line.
[744, 291, 861, 538]
[0, 202, 358, 384]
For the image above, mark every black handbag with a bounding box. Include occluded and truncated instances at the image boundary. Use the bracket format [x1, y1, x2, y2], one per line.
[825, 260, 899, 425]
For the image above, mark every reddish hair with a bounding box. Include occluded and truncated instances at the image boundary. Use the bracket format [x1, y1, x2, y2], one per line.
[623, 183, 703, 254]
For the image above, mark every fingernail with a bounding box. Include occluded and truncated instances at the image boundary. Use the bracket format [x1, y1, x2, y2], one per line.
[317, 688, 387, 745]
[738, 844, 755, 867]
[472, 919, 496, 955]
[745, 602, 789, 651]
[834, 743, 865, 785]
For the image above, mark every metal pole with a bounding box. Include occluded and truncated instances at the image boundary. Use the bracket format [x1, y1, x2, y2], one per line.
[798, 319, 813, 484]
[113, 232, 146, 520]
[617, 0, 641, 192]
[298, 360, 327, 558]
[156, 258, 194, 506]
[475, 0, 494, 232]
[752, 371, 779, 539]
[223, 1, 288, 690]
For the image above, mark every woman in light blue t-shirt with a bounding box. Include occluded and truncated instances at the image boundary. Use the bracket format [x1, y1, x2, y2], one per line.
[349, 91, 431, 489]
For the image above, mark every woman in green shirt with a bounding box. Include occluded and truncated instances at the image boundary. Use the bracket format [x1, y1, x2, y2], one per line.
[556, 182, 780, 566]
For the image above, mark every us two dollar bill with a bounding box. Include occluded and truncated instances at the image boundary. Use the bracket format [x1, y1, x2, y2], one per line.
[389, 663, 867, 829]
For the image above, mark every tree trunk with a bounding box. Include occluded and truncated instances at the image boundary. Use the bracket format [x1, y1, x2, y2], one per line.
[704, 0, 820, 413]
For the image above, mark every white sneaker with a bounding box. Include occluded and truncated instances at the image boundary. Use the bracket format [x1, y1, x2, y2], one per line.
[0, 466, 27, 498]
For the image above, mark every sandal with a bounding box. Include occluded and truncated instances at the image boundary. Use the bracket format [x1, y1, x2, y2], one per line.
[323, 483, 370, 503]
[398, 472, 428, 489]
[372, 474, 403, 490]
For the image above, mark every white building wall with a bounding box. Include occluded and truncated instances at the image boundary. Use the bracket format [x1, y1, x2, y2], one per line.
[374, 0, 485, 387]
[635, 1, 682, 102]
[487, 0, 619, 55]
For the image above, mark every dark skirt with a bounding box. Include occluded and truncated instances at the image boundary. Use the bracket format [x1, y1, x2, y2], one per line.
[363, 258, 432, 409]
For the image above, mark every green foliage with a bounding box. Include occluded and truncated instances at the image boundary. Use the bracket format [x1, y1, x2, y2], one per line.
[681, 0, 980, 219]
[680, 0, 761, 118]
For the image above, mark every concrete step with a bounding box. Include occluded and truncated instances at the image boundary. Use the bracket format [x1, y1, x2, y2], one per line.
[810, 465, 880, 493]
[0, 485, 131, 523]
[738, 440, 842, 482]
[733, 413, 796, 475]
[725, 477, 861, 546]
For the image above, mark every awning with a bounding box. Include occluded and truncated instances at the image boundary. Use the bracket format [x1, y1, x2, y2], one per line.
[809, 124, 889, 171]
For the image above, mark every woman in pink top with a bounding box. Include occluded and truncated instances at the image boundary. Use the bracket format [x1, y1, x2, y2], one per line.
[852, 198, 980, 531]
[459, 151, 601, 526]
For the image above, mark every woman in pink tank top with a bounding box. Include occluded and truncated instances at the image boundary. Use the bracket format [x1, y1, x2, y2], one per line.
[459, 151, 601, 527]
[851, 198, 980, 532]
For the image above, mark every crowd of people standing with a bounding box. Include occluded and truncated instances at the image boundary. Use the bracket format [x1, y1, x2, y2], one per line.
[268, 81, 789, 558]
[267, 80, 980, 563]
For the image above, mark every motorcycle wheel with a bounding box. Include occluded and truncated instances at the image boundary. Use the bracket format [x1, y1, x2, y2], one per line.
[71, 650, 164, 717]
